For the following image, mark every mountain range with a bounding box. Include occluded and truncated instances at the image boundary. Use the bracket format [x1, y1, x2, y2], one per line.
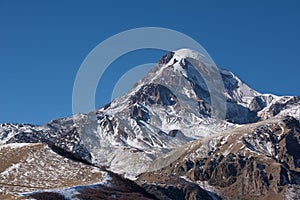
[0, 49, 299, 200]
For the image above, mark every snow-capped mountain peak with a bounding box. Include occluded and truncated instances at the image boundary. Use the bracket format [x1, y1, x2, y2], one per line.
[0, 48, 299, 180]
[171, 48, 208, 64]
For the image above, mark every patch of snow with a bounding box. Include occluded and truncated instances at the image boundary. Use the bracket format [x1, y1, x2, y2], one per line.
[1, 163, 21, 176]
[0, 143, 35, 149]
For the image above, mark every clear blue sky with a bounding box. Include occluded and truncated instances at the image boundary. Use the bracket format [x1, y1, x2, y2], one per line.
[0, 0, 299, 125]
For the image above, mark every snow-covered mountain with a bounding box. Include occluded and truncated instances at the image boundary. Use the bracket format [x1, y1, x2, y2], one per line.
[0, 48, 299, 199]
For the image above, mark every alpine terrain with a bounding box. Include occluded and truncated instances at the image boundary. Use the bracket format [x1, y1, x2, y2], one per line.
[0, 49, 299, 200]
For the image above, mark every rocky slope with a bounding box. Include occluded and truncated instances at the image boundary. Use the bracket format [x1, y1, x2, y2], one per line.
[0, 142, 103, 199]
[139, 116, 300, 200]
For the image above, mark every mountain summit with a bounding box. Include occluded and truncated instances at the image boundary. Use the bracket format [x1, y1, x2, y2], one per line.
[0, 49, 299, 199]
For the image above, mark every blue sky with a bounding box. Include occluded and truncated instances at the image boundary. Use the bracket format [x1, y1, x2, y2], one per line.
[0, 0, 299, 124]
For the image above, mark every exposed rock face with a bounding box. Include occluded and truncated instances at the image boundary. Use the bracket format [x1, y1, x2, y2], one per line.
[158, 51, 174, 65]
[225, 101, 259, 124]
[3, 120, 93, 163]
[140, 176, 219, 200]
[168, 129, 183, 137]
[258, 96, 300, 121]
[249, 96, 267, 112]
[268, 97, 300, 117]
[130, 83, 178, 107]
